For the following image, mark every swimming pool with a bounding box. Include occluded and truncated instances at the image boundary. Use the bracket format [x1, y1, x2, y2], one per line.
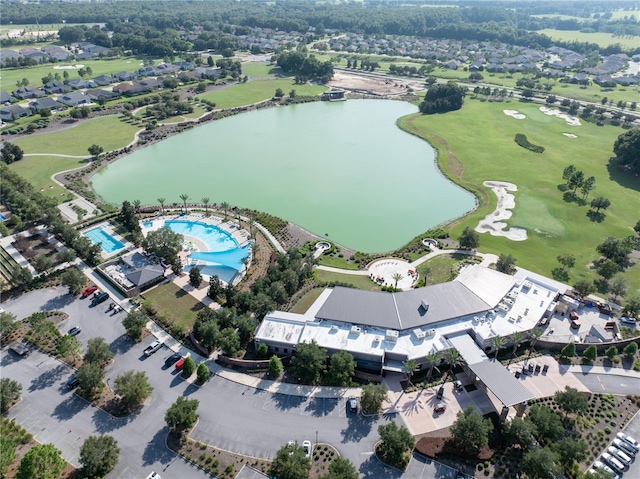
[83, 226, 125, 254]
[156, 220, 249, 282]
[0, 213, 6, 222]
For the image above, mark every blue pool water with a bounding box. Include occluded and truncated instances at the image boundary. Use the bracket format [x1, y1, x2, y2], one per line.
[160, 220, 249, 278]
[83, 227, 125, 254]
[0, 213, 6, 221]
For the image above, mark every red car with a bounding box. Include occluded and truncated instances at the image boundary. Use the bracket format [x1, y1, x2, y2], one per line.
[82, 286, 98, 297]
[175, 358, 185, 371]
[434, 403, 446, 413]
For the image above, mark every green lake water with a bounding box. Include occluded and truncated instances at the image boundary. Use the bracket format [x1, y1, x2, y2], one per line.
[91, 99, 475, 252]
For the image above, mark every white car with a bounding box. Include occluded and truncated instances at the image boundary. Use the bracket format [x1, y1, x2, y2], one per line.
[302, 440, 312, 458]
[617, 432, 640, 451]
[602, 452, 625, 473]
[620, 316, 637, 324]
[287, 440, 295, 456]
[593, 460, 620, 479]
[613, 438, 637, 456]
[607, 446, 632, 465]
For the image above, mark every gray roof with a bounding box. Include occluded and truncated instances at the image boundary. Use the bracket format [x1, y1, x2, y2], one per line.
[125, 265, 163, 286]
[316, 281, 490, 331]
[467, 360, 536, 407]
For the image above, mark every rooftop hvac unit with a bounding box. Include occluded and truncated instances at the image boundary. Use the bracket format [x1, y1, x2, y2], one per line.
[421, 299, 430, 311]
[425, 328, 436, 337]
[412, 328, 426, 341]
[373, 337, 381, 344]
[350, 325, 361, 335]
[330, 325, 339, 332]
[385, 330, 399, 342]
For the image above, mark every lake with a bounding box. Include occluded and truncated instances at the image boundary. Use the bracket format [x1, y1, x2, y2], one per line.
[91, 99, 475, 252]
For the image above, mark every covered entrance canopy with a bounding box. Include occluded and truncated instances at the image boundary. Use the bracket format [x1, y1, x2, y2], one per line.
[448, 332, 536, 408]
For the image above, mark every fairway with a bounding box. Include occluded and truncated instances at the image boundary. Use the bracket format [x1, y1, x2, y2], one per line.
[13, 116, 140, 156]
[8, 155, 88, 201]
[537, 29, 640, 50]
[198, 78, 326, 109]
[400, 99, 640, 292]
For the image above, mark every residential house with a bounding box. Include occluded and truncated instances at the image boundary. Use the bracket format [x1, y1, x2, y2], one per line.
[58, 92, 91, 107]
[29, 97, 64, 112]
[0, 91, 15, 104]
[85, 89, 121, 102]
[65, 79, 97, 90]
[12, 86, 46, 100]
[92, 75, 115, 86]
[139, 78, 164, 89]
[0, 105, 32, 121]
[114, 71, 139, 82]
[76, 52, 97, 61]
[43, 81, 71, 95]
[113, 82, 151, 96]
[41, 45, 71, 61]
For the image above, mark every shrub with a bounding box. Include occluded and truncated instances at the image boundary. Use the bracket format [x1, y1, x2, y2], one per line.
[514, 133, 545, 153]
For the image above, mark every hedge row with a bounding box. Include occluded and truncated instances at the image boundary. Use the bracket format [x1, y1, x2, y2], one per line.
[514, 133, 545, 153]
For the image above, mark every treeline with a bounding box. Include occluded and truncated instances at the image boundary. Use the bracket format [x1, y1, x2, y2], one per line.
[276, 51, 333, 84]
[514, 134, 545, 154]
[419, 82, 466, 115]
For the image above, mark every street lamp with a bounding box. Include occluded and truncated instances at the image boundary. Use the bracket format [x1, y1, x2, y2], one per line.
[315, 430, 318, 448]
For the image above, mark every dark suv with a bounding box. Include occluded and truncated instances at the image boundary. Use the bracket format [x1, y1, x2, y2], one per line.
[436, 386, 445, 400]
[91, 292, 109, 306]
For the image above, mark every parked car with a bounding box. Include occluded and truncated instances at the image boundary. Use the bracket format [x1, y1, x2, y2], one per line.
[91, 292, 109, 306]
[602, 452, 625, 473]
[434, 403, 446, 413]
[175, 357, 185, 371]
[613, 438, 637, 456]
[348, 396, 358, 413]
[607, 446, 632, 466]
[68, 326, 81, 336]
[164, 352, 182, 367]
[302, 441, 311, 458]
[82, 285, 98, 297]
[453, 380, 463, 391]
[436, 386, 444, 400]
[144, 340, 163, 356]
[287, 440, 296, 456]
[617, 432, 639, 451]
[9, 341, 30, 357]
[592, 461, 619, 479]
[620, 316, 637, 324]
[146, 473, 161, 479]
[67, 374, 79, 389]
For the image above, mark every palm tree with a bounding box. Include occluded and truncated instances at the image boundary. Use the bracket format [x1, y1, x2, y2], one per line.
[241, 257, 249, 276]
[133, 199, 141, 218]
[157, 197, 165, 216]
[249, 218, 257, 238]
[509, 331, 525, 363]
[425, 351, 440, 382]
[179, 194, 189, 214]
[527, 327, 543, 359]
[442, 348, 464, 381]
[202, 197, 210, 217]
[403, 359, 418, 388]
[220, 201, 230, 220]
[391, 272, 403, 289]
[490, 336, 506, 360]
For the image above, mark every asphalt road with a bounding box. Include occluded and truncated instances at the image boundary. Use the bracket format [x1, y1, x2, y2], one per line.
[574, 372, 640, 396]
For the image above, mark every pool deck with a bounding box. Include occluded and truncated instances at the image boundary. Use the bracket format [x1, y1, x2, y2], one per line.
[81, 221, 130, 259]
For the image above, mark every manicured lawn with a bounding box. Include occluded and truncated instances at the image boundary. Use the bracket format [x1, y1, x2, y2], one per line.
[317, 255, 360, 270]
[399, 98, 640, 292]
[290, 288, 325, 314]
[537, 29, 640, 49]
[242, 62, 281, 78]
[142, 282, 206, 332]
[416, 253, 477, 285]
[315, 270, 381, 291]
[198, 78, 327, 109]
[8, 154, 86, 200]
[13, 116, 139, 156]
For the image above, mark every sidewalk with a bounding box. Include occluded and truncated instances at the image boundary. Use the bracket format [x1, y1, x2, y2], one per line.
[565, 364, 640, 379]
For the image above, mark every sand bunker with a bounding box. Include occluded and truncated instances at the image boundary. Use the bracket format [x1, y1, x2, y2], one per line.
[539, 106, 581, 126]
[475, 181, 528, 241]
[562, 132, 578, 138]
[504, 109, 526, 119]
[53, 64, 85, 70]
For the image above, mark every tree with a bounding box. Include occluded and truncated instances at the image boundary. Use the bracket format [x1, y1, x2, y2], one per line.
[554, 386, 588, 417]
[0, 311, 17, 337]
[274, 88, 284, 98]
[157, 197, 166, 216]
[1, 142, 24, 164]
[490, 336, 506, 360]
[84, 337, 114, 366]
[361, 383, 388, 414]
[56, 335, 81, 360]
[179, 193, 189, 213]
[526, 404, 564, 441]
[522, 447, 562, 479]
[0, 378, 22, 412]
[557, 254, 576, 269]
[450, 405, 493, 455]
[201, 197, 210, 216]
[609, 273, 628, 300]
[165, 396, 199, 432]
[182, 356, 196, 377]
[269, 442, 311, 479]
[442, 348, 464, 380]
[377, 422, 415, 469]
[503, 417, 535, 449]
[572, 279, 595, 299]
[34, 255, 53, 273]
[496, 254, 516, 274]
[613, 127, 640, 170]
[597, 259, 618, 280]
[402, 359, 418, 388]
[220, 201, 230, 219]
[60, 267, 86, 295]
[113, 370, 153, 406]
[319, 457, 358, 479]
[143, 226, 184, 262]
[327, 351, 356, 387]
[580, 176, 596, 199]
[623, 341, 638, 359]
[560, 342, 576, 358]
[458, 226, 479, 249]
[291, 341, 327, 385]
[567, 170, 584, 194]
[562, 165, 576, 181]
[424, 351, 440, 381]
[16, 443, 66, 479]
[508, 331, 525, 362]
[196, 363, 210, 383]
[419, 82, 466, 114]
[122, 310, 147, 342]
[0, 437, 16, 476]
[77, 362, 104, 395]
[88, 144, 103, 158]
[189, 266, 202, 288]
[605, 346, 618, 361]
[79, 435, 120, 478]
[391, 272, 403, 289]
[590, 197, 611, 212]
[553, 437, 588, 469]
[269, 355, 283, 377]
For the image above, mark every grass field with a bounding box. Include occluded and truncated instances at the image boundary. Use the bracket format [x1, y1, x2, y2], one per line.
[142, 282, 206, 332]
[8, 154, 87, 200]
[13, 116, 139, 156]
[315, 270, 381, 291]
[399, 98, 640, 293]
[290, 288, 325, 314]
[198, 78, 327, 109]
[537, 29, 640, 49]
[242, 62, 280, 78]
